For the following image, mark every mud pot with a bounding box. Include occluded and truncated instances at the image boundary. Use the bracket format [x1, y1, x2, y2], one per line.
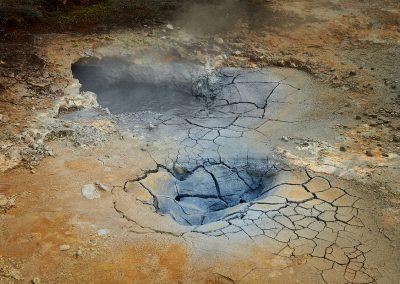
[0, 0, 399, 283]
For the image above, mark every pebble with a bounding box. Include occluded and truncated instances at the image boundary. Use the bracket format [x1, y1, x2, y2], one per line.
[365, 150, 374, 157]
[215, 37, 224, 45]
[281, 136, 289, 142]
[166, 24, 174, 30]
[349, 71, 357, 76]
[75, 247, 83, 257]
[59, 244, 70, 251]
[355, 115, 362, 120]
[31, 277, 41, 284]
[234, 50, 242, 55]
[95, 181, 111, 192]
[301, 142, 310, 147]
[339, 146, 347, 152]
[81, 184, 100, 199]
[173, 165, 187, 175]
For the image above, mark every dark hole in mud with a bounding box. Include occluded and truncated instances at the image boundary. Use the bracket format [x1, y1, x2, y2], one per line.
[71, 57, 203, 114]
[137, 158, 278, 226]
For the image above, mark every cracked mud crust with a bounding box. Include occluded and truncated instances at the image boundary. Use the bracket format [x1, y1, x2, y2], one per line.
[1, 140, 399, 283]
[116, 168, 388, 283]
[0, 0, 399, 283]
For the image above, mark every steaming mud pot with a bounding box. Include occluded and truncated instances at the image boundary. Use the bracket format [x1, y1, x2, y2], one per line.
[1, 50, 398, 282]
[70, 56, 305, 145]
[31, 56, 393, 283]
[70, 57, 302, 224]
[1, 0, 399, 281]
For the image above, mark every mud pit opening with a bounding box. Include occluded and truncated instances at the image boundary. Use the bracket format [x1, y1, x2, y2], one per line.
[131, 158, 278, 226]
[71, 57, 203, 114]
[71, 56, 298, 226]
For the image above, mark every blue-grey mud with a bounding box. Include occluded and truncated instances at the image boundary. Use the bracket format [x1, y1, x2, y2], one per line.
[71, 57, 298, 226]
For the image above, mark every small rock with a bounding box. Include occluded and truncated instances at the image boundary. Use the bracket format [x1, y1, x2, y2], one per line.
[339, 146, 347, 152]
[301, 142, 309, 147]
[31, 277, 41, 284]
[173, 165, 188, 175]
[215, 37, 224, 45]
[393, 134, 400, 143]
[365, 150, 374, 157]
[59, 244, 70, 251]
[75, 247, 83, 257]
[382, 152, 389, 157]
[234, 50, 242, 55]
[349, 71, 357, 76]
[95, 181, 111, 192]
[281, 136, 289, 142]
[355, 115, 362, 120]
[166, 24, 174, 30]
[97, 229, 110, 236]
[81, 184, 100, 200]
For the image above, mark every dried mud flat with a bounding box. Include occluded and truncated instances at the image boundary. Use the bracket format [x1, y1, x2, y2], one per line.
[1, 0, 400, 283]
